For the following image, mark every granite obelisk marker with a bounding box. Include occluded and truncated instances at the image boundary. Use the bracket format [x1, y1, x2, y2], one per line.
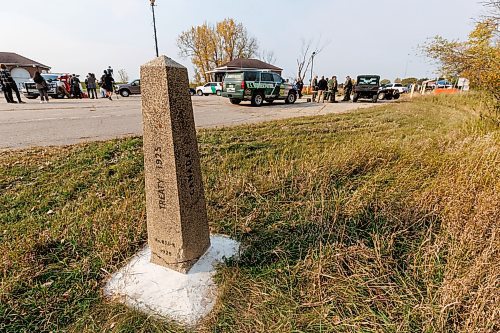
[141, 56, 210, 273]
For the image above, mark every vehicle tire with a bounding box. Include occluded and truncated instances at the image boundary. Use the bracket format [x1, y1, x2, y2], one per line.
[352, 93, 358, 103]
[377, 92, 386, 100]
[189, 90, 195, 96]
[266, 99, 274, 104]
[284, 92, 297, 104]
[216, 90, 221, 96]
[372, 95, 378, 103]
[120, 89, 130, 97]
[393, 92, 400, 100]
[251, 92, 264, 107]
[197, 90, 203, 96]
[230, 98, 241, 105]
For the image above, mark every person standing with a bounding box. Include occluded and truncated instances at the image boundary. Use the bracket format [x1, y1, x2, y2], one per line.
[0, 64, 25, 103]
[33, 71, 49, 103]
[86, 73, 97, 99]
[1, 80, 15, 103]
[71, 75, 82, 99]
[103, 70, 115, 100]
[342, 76, 353, 101]
[328, 76, 338, 103]
[316, 76, 327, 103]
[311, 75, 318, 101]
[296, 78, 304, 99]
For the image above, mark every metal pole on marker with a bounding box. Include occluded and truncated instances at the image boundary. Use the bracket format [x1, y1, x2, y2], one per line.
[150, 0, 159, 57]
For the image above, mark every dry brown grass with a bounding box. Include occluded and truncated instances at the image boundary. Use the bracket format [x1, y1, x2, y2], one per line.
[0, 93, 498, 332]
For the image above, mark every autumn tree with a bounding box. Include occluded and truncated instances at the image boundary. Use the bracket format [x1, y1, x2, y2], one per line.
[423, 3, 499, 122]
[423, 19, 499, 95]
[177, 19, 258, 82]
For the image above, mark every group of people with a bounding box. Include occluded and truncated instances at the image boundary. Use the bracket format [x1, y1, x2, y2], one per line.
[0, 65, 116, 104]
[308, 75, 353, 103]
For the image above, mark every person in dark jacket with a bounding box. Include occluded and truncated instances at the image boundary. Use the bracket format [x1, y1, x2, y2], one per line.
[71, 74, 82, 99]
[1, 81, 14, 103]
[0, 64, 25, 103]
[33, 71, 49, 103]
[342, 76, 353, 101]
[296, 78, 304, 99]
[316, 76, 328, 102]
[102, 70, 115, 100]
[86, 73, 98, 99]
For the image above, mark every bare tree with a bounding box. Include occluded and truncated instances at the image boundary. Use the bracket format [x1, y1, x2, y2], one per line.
[259, 49, 277, 64]
[117, 69, 129, 83]
[296, 38, 328, 84]
[481, 1, 500, 36]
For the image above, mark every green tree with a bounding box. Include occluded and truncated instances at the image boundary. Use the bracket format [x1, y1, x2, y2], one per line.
[380, 79, 391, 85]
[401, 77, 418, 86]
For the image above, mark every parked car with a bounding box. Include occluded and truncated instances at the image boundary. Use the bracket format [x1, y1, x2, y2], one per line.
[352, 75, 380, 103]
[115, 79, 196, 97]
[22, 73, 72, 99]
[195, 82, 222, 96]
[382, 83, 408, 93]
[115, 79, 141, 97]
[377, 87, 400, 101]
[221, 70, 297, 107]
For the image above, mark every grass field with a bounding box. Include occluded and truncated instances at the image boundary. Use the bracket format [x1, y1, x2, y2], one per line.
[1, 94, 498, 332]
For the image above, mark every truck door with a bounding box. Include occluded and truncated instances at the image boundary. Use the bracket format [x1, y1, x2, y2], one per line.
[131, 80, 140, 94]
[272, 74, 285, 98]
[260, 72, 274, 97]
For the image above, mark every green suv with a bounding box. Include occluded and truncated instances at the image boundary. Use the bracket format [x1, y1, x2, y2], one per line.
[222, 70, 297, 106]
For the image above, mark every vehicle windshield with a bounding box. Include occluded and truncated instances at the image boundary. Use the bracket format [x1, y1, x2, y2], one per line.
[357, 77, 379, 85]
[224, 72, 243, 80]
[42, 74, 59, 81]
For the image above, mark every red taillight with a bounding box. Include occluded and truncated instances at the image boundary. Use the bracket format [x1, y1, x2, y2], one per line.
[241, 81, 246, 89]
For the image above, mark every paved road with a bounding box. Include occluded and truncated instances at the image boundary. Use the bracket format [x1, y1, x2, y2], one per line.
[0, 95, 379, 150]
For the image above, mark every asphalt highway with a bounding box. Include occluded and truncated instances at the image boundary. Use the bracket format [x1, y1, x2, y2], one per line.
[0, 95, 378, 150]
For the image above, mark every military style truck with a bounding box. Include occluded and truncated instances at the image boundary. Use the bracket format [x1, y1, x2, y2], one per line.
[221, 70, 297, 107]
[352, 75, 380, 103]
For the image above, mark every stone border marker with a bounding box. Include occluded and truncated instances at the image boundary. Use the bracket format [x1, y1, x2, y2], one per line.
[141, 56, 210, 273]
[104, 56, 239, 327]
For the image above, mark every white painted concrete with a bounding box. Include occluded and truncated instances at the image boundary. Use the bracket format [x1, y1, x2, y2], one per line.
[104, 235, 240, 327]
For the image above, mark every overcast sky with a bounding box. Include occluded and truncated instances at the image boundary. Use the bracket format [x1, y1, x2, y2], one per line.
[4, 0, 485, 82]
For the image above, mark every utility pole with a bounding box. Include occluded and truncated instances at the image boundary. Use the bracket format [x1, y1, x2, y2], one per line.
[404, 53, 410, 78]
[309, 51, 316, 87]
[150, 0, 159, 57]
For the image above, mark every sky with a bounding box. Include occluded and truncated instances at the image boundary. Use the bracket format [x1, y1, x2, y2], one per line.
[3, 0, 486, 83]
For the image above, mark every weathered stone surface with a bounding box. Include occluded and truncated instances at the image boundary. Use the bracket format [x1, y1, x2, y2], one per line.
[141, 56, 210, 273]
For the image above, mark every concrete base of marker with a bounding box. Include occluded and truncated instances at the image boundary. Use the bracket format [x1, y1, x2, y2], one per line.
[104, 235, 239, 327]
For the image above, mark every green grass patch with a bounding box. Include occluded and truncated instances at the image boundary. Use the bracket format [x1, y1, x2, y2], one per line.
[1, 94, 498, 332]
